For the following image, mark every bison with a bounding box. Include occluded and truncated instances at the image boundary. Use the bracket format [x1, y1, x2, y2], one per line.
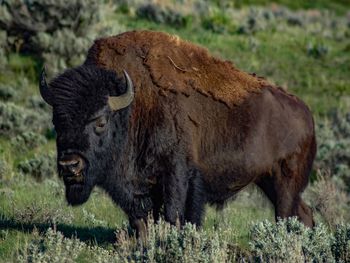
[39, 30, 316, 237]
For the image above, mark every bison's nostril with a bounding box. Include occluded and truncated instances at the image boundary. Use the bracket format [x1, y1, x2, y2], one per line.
[59, 155, 84, 176]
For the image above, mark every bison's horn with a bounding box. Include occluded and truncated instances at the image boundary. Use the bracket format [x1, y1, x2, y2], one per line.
[108, 70, 134, 111]
[39, 67, 54, 106]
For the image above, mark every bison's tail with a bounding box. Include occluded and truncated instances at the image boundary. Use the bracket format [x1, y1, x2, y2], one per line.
[303, 121, 317, 188]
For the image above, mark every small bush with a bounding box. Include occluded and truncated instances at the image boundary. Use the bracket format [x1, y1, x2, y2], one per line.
[304, 173, 350, 226]
[82, 208, 108, 227]
[11, 131, 47, 152]
[237, 9, 270, 35]
[17, 153, 56, 181]
[13, 202, 73, 225]
[201, 8, 235, 34]
[18, 228, 85, 263]
[0, 30, 8, 69]
[307, 42, 329, 58]
[35, 29, 99, 76]
[250, 218, 334, 262]
[250, 219, 350, 262]
[0, 0, 110, 75]
[0, 84, 16, 101]
[26, 95, 50, 111]
[0, 101, 51, 137]
[0, 158, 10, 179]
[315, 112, 350, 193]
[136, 3, 191, 28]
[0, 0, 100, 50]
[332, 223, 350, 263]
[115, 217, 230, 262]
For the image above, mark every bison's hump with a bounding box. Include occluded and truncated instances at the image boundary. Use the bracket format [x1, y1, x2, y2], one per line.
[87, 30, 269, 108]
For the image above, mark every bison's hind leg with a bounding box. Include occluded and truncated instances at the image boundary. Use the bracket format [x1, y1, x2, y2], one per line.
[255, 138, 316, 227]
[294, 197, 314, 227]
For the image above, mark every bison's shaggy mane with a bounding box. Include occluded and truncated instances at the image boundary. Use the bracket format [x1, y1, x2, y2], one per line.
[49, 65, 126, 129]
[86, 30, 269, 108]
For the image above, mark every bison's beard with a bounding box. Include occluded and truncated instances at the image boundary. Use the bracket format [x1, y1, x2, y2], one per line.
[65, 183, 93, 206]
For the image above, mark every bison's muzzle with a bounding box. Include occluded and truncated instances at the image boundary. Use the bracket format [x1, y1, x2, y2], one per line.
[58, 153, 85, 184]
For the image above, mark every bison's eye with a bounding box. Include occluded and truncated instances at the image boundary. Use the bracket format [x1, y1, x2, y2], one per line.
[94, 116, 108, 134]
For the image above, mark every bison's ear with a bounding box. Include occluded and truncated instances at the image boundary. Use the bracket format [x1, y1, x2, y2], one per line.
[39, 67, 54, 106]
[108, 70, 134, 111]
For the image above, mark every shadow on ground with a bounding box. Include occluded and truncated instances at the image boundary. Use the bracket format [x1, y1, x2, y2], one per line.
[0, 212, 117, 245]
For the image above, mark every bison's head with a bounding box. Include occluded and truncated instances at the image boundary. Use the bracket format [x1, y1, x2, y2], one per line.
[39, 65, 134, 205]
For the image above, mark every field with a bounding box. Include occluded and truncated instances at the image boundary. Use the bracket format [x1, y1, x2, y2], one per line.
[0, 0, 350, 262]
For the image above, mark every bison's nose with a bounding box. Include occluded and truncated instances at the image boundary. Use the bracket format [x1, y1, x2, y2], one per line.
[58, 154, 85, 176]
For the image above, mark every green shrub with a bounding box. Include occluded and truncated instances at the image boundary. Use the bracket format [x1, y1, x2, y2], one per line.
[82, 208, 108, 227]
[0, 0, 100, 48]
[17, 153, 56, 181]
[307, 42, 329, 58]
[115, 218, 230, 262]
[136, 3, 191, 28]
[237, 9, 270, 35]
[35, 29, 99, 76]
[13, 201, 73, 225]
[0, 84, 16, 101]
[250, 218, 334, 262]
[201, 8, 235, 34]
[332, 223, 350, 263]
[315, 112, 350, 192]
[250, 220, 350, 262]
[0, 29, 8, 69]
[18, 228, 85, 263]
[26, 95, 50, 111]
[0, 0, 110, 75]
[0, 158, 10, 179]
[304, 173, 350, 227]
[0, 101, 51, 137]
[11, 131, 47, 152]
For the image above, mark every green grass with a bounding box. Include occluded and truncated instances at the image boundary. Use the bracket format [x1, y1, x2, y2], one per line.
[233, 0, 350, 14]
[203, 189, 274, 247]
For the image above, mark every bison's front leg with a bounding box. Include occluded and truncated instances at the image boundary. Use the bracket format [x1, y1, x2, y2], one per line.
[127, 196, 153, 242]
[163, 166, 189, 226]
[129, 217, 147, 243]
[184, 169, 206, 226]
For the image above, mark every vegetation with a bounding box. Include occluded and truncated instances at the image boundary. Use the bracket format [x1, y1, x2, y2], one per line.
[0, 0, 349, 262]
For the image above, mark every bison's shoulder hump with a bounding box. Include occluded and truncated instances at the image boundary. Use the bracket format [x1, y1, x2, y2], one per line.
[87, 30, 269, 108]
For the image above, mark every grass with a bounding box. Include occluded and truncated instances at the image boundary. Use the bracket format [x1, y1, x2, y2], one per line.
[234, 0, 350, 15]
[203, 189, 274, 247]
